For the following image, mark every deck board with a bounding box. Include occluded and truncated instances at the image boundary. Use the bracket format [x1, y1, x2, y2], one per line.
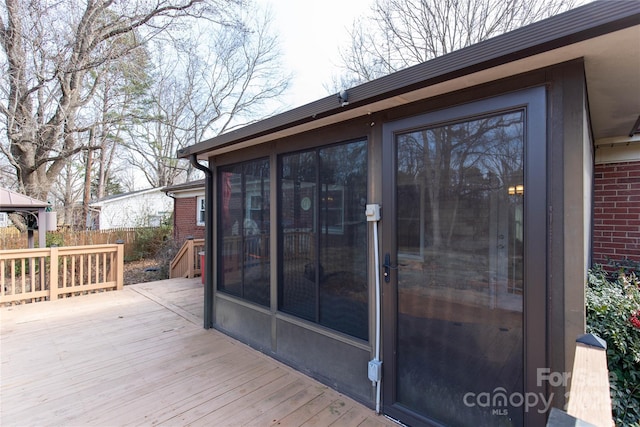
[1, 278, 396, 427]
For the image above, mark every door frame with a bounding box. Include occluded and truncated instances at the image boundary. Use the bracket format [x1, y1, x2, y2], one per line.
[380, 86, 548, 427]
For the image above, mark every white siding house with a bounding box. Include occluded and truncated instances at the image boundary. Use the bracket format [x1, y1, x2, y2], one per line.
[0, 212, 9, 227]
[90, 188, 173, 230]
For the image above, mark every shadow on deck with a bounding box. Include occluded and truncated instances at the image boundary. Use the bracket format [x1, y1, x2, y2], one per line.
[1, 278, 396, 427]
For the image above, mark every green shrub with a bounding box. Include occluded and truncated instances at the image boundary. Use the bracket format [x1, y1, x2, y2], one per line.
[606, 256, 640, 279]
[127, 225, 173, 261]
[46, 232, 64, 247]
[586, 266, 640, 426]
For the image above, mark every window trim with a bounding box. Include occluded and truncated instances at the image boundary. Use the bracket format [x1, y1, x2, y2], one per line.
[216, 157, 271, 308]
[277, 138, 369, 340]
[196, 196, 206, 226]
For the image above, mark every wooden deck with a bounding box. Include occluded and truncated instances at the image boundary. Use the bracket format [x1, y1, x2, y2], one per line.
[0, 278, 396, 427]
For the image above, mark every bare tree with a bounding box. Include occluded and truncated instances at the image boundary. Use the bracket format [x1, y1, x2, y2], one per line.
[91, 46, 151, 200]
[125, 5, 289, 188]
[337, 0, 577, 86]
[333, 0, 575, 249]
[50, 156, 85, 226]
[0, 0, 230, 200]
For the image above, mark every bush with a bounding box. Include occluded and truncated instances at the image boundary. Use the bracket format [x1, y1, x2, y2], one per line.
[128, 225, 173, 261]
[586, 266, 640, 426]
[606, 256, 640, 279]
[46, 232, 64, 247]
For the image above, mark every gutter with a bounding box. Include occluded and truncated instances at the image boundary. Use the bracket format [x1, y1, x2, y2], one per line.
[189, 154, 214, 329]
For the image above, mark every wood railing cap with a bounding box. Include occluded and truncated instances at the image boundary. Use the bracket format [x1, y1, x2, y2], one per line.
[547, 407, 599, 427]
[576, 333, 606, 350]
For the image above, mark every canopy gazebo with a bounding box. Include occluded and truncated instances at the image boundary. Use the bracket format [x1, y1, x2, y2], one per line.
[0, 187, 56, 248]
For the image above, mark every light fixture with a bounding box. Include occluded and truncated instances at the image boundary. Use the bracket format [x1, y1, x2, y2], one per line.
[508, 184, 524, 196]
[629, 115, 640, 137]
[338, 90, 349, 107]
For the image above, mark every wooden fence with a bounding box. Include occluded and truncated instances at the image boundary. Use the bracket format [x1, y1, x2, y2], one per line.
[0, 243, 124, 306]
[0, 227, 154, 260]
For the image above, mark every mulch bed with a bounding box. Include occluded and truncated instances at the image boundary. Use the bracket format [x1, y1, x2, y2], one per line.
[123, 259, 167, 285]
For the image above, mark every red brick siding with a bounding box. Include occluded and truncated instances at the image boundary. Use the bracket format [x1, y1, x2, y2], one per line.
[593, 160, 640, 267]
[173, 197, 205, 244]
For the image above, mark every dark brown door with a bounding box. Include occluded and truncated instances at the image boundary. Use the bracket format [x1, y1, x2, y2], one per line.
[381, 88, 547, 427]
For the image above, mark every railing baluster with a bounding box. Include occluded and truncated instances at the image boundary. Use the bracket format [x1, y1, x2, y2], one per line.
[50, 247, 58, 300]
[29, 256, 36, 293]
[20, 258, 26, 298]
[1, 259, 5, 297]
[63, 256, 68, 291]
[94, 253, 98, 287]
[80, 253, 84, 288]
[102, 252, 107, 284]
[38, 258, 48, 298]
[11, 259, 16, 297]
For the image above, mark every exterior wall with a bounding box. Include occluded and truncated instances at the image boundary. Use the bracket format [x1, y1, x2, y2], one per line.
[593, 159, 640, 268]
[203, 61, 593, 416]
[544, 62, 592, 410]
[94, 190, 173, 230]
[173, 196, 205, 244]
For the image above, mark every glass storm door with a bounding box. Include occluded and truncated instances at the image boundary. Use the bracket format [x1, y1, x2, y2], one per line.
[382, 89, 547, 427]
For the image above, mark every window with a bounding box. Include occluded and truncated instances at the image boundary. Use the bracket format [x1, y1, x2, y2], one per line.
[217, 158, 270, 307]
[196, 196, 206, 226]
[279, 139, 368, 340]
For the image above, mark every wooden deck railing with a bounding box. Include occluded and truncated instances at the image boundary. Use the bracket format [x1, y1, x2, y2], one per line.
[169, 232, 314, 280]
[0, 243, 124, 306]
[169, 238, 205, 279]
[547, 333, 613, 426]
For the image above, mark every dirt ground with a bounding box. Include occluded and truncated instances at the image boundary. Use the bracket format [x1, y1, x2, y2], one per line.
[123, 258, 168, 285]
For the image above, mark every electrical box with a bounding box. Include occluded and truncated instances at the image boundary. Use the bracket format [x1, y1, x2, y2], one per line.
[365, 204, 381, 222]
[368, 359, 382, 383]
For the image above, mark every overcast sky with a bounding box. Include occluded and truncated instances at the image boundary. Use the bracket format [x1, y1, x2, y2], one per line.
[257, 0, 373, 108]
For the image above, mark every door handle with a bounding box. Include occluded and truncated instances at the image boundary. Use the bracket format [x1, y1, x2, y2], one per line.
[383, 253, 398, 283]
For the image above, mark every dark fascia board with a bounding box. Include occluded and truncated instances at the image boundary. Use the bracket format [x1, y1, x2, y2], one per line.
[162, 179, 206, 193]
[177, 0, 640, 159]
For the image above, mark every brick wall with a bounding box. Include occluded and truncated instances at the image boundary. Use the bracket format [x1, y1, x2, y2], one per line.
[593, 160, 640, 268]
[173, 197, 205, 244]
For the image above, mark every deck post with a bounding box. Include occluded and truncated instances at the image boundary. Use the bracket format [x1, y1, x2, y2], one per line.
[116, 240, 124, 290]
[565, 333, 612, 426]
[546, 333, 612, 427]
[186, 236, 194, 279]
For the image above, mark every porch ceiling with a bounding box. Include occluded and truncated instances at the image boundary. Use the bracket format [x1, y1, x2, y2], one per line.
[179, 1, 639, 160]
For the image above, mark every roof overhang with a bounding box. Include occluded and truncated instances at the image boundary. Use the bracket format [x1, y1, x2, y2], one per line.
[0, 188, 49, 212]
[178, 1, 640, 160]
[162, 180, 206, 197]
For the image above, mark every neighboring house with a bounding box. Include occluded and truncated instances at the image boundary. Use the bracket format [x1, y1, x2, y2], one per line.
[176, 3, 639, 426]
[89, 187, 173, 230]
[163, 180, 206, 243]
[0, 212, 8, 228]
